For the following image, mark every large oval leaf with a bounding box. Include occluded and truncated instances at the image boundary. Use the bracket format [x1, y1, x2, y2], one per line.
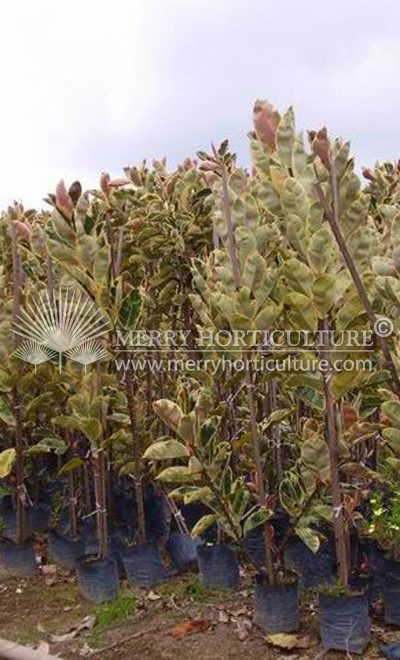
[143, 440, 189, 461]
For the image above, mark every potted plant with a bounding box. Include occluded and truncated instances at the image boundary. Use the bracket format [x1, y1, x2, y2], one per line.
[54, 374, 119, 603]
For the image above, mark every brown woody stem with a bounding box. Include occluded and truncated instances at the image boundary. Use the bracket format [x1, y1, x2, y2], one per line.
[315, 168, 400, 397]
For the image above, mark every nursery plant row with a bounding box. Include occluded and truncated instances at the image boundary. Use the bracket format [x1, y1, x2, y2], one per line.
[1, 100, 400, 653]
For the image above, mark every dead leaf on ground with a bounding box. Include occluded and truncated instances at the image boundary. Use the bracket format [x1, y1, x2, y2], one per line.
[42, 564, 58, 586]
[231, 607, 248, 617]
[265, 633, 318, 650]
[219, 609, 230, 623]
[147, 590, 162, 601]
[50, 615, 97, 642]
[172, 618, 212, 639]
[235, 617, 252, 641]
[36, 642, 51, 654]
[79, 642, 94, 657]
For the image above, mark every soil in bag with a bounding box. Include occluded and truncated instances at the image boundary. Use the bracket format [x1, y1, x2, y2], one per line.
[197, 544, 240, 590]
[121, 541, 166, 588]
[319, 592, 370, 654]
[76, 555, 119, 603]
[253, 574, 299, 633]
[0, 537, 37, 576]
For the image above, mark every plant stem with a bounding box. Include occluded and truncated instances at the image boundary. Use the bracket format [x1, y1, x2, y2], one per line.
[217, 158, 275, 583]
[68, 471, 77, 538]
[244, 352, 275, 584]
[315, 168, 400, 397]
[10, 219, 26, 544]
[125, 366, 146, 543]
[92, 448, 108, 559]
[319, 319, 349, 589]
[83, 458, 92, 516]
[220, 159, 240, 288]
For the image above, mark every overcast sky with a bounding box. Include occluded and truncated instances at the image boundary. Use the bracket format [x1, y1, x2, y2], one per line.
[1, 0, 400, 208]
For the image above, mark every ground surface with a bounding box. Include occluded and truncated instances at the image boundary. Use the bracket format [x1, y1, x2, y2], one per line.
[0, 561, 399, 659]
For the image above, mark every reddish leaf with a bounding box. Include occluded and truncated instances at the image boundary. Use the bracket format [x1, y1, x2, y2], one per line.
[312, 127, 332, 170]
[253, 100, 279, 150]
[172, 618, 212, 639]
[342, 403, 358, 430]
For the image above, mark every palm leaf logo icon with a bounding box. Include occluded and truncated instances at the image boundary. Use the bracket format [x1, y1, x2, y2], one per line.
[66, 340, 108, 373]
[12, 289, 110, 372]
[13, 340, 56, 373]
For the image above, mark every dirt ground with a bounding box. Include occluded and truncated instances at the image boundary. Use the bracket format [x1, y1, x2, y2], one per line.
[0, 566, 399, 660]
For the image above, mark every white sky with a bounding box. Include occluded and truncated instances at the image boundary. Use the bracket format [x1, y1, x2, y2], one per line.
[1, 0, 400, 208]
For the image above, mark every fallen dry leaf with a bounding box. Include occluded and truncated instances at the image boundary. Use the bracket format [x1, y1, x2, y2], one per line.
[172, 618, 212, 639]
[231, 607, 247, 617]
[79, 642, 94, 657]
[266, 633, 317, 650]
[235, 618, 252, 641]
[146, 590, 162, 601]
[219, 609, 230, 624]
[36, 642, 51, 654]
[42, 565, 58, 587]
[50, 615, 96, 642]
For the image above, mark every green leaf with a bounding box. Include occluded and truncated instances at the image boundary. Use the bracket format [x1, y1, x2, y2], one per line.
[254, 303, 282, 330]
[156, 466, 194, 484]
[143, 440, 189, 461]
[242, 254, 267, 293]
[52, 416, 82, 431]
[78, 418, 102, 444]
[312, 274, 336, 316]
[51, 209, 76, 243]
[382, 401, 400, 430]
[295, 525, 320, 553]
[191, 514, 218, 538]
[58, 457, 84, 475]
[284, 292, 318, 332]
[119, 288, 142, 330]
[383, 427, 400, 455]
[0, 397, 15, 427]
[243, 507, 270, 536]
[276, 106, 295, 168]
[188, 456, 203, 474]
[308, 227, 334, 272]
[284, 258, 313, 296]
[93, 244, 110, 284]
[69, 394, 89, 418]
[0, 370, 12, 393]
[282, 178, 308, 221]
[260, 409, 290, 431]
[0, 448, 16, 478]
[330, 369, 368, 401]
[183, 486, 212, 505]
